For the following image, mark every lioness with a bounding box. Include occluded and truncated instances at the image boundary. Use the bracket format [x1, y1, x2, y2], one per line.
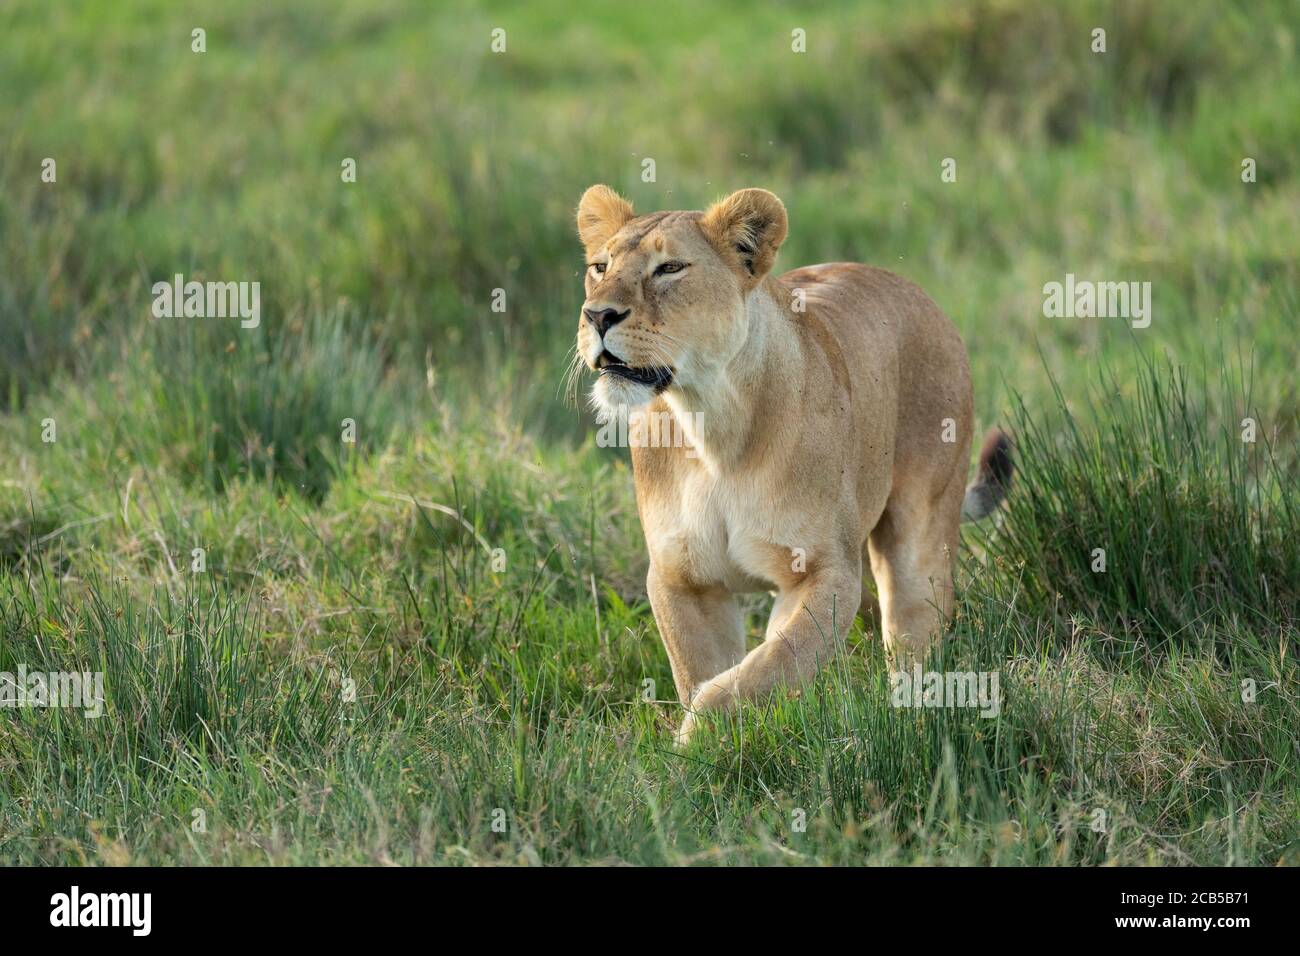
[573, 185, 1012, 744]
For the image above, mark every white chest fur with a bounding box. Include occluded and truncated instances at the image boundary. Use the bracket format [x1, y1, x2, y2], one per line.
[644, 465, 795, 593]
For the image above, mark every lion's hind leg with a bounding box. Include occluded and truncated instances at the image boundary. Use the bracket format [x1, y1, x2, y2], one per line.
[866, 475, 963, 670]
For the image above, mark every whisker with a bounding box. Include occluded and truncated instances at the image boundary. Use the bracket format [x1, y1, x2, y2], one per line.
[557, 341, 589, 408]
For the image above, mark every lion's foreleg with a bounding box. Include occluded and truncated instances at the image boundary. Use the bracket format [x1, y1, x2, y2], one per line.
[646, 564, 746, 708]
[676, 564, 861, 744]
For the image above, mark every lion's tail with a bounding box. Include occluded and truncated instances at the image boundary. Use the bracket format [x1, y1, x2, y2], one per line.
[961, 428, 1014, 522]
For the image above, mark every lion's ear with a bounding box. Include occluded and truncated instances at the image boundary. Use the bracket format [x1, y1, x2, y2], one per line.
[699, 188, 788, 286]
[576, 185, 634, 252]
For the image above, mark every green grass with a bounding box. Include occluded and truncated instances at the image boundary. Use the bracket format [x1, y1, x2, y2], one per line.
[0, 0, 1297, 865]
[988, 353, 1299, 649]
[2, 355, 1294, 865]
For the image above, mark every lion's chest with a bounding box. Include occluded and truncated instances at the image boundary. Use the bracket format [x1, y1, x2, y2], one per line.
[641, 469, 802, 593]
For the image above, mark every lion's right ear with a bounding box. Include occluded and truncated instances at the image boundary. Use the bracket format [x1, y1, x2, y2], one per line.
[699, 188, 788, 287]
[576, 185, 634, 252]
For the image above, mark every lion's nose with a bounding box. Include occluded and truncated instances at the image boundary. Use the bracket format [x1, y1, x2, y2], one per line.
[582, 306, 631, 336]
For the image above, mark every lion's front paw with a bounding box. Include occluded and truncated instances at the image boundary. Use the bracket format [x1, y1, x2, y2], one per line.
[672, 711, 698, 749]
[673, 674, 740, 746]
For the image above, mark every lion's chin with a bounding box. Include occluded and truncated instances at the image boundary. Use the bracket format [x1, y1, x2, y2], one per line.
[589, 375, 656, 424]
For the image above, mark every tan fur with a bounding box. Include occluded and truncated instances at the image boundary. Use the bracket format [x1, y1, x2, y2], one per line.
[574, 185, 993, 745]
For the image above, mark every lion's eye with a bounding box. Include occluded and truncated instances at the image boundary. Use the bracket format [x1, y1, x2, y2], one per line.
[588, 262, 607, 276]
[655, 261, 687, 276]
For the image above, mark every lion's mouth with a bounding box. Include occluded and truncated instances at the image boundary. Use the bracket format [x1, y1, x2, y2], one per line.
[596, 351, 674, 391]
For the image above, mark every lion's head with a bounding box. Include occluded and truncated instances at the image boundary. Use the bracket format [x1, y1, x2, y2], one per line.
[573, 185, 788, 421]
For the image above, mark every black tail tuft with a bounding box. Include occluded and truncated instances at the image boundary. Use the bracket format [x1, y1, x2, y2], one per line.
[961, 428, 1014, 522]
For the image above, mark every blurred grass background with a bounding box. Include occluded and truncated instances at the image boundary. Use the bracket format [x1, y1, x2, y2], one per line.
[0, 0, 1296, 865]
[4, 0, 1297, 431]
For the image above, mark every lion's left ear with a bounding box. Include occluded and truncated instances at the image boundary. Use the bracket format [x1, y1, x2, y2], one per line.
[576, 184, 635, 253]
[699, 188, 788, 286]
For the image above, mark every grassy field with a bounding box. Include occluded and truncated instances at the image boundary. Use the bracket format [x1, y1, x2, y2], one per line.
[1, 0, 1297, 865]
